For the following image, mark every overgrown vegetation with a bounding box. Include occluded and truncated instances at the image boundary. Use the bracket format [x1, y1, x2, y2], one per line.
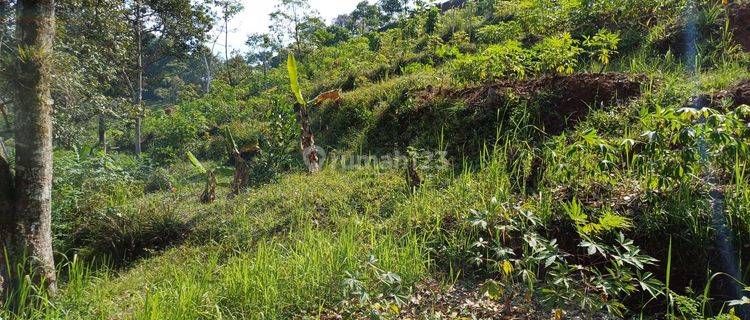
[2, 0, 750, 318]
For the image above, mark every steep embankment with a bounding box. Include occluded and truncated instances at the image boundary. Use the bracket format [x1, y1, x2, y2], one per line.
[314, 72, 645, 158]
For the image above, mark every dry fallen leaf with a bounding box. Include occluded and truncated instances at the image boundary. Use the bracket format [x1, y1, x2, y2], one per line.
[312, 90, 342, 106]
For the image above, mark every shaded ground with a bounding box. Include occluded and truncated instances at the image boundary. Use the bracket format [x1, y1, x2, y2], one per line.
[715, 78, 750, 108]
[729, 4, 750, 52]
[442, 73, 644, 134]
[700, 78, 750, 118]
[353, 73, 643, 158]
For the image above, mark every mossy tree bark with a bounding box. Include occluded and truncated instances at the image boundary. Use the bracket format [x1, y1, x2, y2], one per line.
[0, 0, 57, 299]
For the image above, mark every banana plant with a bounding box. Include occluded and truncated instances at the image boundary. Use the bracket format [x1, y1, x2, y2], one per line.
[186, 151, 216, 203]
[223, 127, 250, 197]
[287, 53, 341, 173]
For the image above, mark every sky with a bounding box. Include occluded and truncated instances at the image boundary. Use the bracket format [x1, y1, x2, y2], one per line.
[212, 0, 364, 58]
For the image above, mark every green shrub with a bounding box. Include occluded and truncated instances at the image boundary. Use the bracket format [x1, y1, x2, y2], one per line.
[451, 40, 530, 83]
[400, 62, 433, 75]
[52, 151, 148, 251]
[143, 107, 208, 164]
[424, 6, 440, 34]
[71, 194, 194, 265]
[476, 21, 524, 44]
[532, 32, 584, 75]
[426, 36, 462, 61]
[144, 168, 174, 193]
[467, 198, 659, 317]
[495, 0, 582, 37]
[583, 29, 621, 71]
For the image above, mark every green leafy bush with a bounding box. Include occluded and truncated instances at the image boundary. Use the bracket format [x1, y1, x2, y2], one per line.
[400, 62, 434, 75]
[583, 29, 621, 71]
[532, 33, 584, 75]
[451, 40, 530, 83]
[143, 107, 208, 164]
[468, 198, 660, 317]
[144, 168, 174, 193]
[495, 0, 582, 36]
[423, 6, 440, 34]
[476, 21, 524, 44]
[52, 151, 149, 251]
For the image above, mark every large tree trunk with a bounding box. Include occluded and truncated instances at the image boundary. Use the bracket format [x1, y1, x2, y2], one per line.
[134, 0, 143, 157]
[1, 0, 57, 298]
[202, 54, 212, 94]
[224, 5, 229, 62]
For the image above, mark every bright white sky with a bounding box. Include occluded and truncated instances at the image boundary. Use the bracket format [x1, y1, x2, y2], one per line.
[212, 0, 365, 58]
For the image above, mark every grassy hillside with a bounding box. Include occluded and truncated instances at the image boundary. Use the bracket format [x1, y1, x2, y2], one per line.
[3, 0, 750, 319]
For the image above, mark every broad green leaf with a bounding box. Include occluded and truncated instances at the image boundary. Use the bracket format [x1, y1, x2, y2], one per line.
[186, 151, 206, 174]
[287, 54, 305, 105]
[224, 127, 238, 152]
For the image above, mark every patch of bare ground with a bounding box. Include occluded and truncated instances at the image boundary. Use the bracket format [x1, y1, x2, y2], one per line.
[729, 4, 750, 52]
[431, 73, 645, 135]
[712, 78, 750, 109]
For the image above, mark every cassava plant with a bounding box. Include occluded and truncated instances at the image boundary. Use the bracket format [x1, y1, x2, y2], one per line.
[532, 33, 584, 75]
[583, 29, 620, 73]
[470, 198, 661, 317]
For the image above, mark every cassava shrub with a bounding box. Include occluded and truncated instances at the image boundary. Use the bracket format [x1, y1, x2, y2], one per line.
[451, 40, 530, 83]
[532, 32, 584, 75]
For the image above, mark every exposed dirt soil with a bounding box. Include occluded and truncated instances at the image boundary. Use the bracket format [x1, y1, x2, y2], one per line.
[442, 73, 645, 134]
[700, 79, 750, 115]
[729, 4, 750, 52]
[332, 73, 643, 161]
[716, 78, 750, 107]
